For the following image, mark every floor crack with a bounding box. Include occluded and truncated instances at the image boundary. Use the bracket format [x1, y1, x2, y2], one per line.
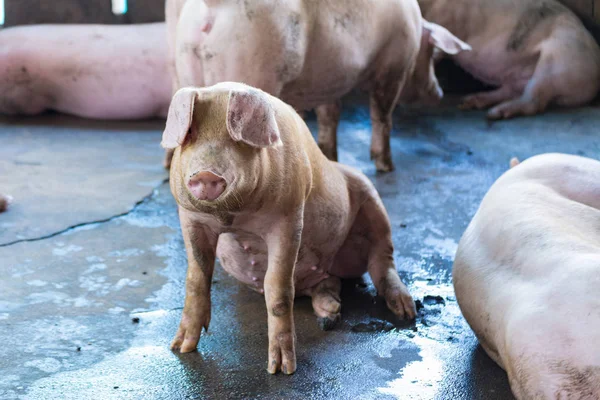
[0, 178, 169, 248]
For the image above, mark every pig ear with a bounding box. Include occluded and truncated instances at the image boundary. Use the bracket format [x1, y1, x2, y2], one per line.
[423, 20, 472, 55]
[226, 88, 281, 148]
[161, 88, 197, 149]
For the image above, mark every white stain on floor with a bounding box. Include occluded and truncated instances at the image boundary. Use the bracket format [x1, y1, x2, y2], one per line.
[27, 291, 70, 305]
[423, 235, 458, 260]
[26, 280, 48, 287]
[114, 278, 142, 291]
[83, 263, 107, 275]
[378, 336, 444, 400]
[52, 245, 83, 256]
[24, 358, 62, 374]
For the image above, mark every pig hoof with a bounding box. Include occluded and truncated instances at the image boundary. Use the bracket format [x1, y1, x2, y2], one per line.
[375, 159, 394, 173]
[384, 287, 417, 320]
[371, 151, 394, 172]
[170, 308, 211, 353]
[486, 110, 504, 121]
[267, 332, 296, 375]
[317, 314, 340, 331]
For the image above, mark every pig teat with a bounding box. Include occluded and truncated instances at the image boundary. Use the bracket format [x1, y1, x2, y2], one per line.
[187, 171, 227, 201]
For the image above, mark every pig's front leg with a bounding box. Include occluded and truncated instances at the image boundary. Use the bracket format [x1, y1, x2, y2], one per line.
[171, 209, 218, 353]
[316, 102, 342, 161]
[263, 211, 303, 375]
[370, 73, 404, 172]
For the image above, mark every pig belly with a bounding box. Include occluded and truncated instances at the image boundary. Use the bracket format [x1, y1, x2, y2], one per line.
[454, 50, 536, 89]
[216, 232, 335, 293]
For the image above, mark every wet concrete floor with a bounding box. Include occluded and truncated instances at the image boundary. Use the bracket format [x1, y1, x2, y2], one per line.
[1, 97, 599, 399]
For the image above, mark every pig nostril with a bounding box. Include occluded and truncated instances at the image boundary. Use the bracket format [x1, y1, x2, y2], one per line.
[187, 171, 227, 201]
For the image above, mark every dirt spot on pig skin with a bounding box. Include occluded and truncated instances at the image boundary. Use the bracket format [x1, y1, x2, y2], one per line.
[507, 0, 567, 51]
[242, 0, 255, 21]
[203, 49, 216, 61]
[180, 43, 203, 62]
[334, 12, 353, 31]
[0, 66, 55, 115]
[271, 302, 291, 317]
[277, 12, 303, 83]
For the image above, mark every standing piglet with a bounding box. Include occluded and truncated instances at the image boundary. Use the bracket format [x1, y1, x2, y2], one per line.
[164, 82, 416, 374]
[419, 0, 600, 119]
[165, 0, 470, 172]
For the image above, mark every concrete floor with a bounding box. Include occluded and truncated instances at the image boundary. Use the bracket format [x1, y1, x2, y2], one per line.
[1, 97, 599, 400]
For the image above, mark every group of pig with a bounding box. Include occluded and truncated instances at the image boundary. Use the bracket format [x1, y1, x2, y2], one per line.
[2, 0, 600, 398]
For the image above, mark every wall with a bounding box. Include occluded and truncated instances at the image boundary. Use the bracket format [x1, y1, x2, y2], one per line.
[3, 0, 599, 27]
[3, 0, 165, 26]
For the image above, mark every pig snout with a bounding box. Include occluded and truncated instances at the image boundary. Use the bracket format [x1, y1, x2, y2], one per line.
[187, 171, 227, 201]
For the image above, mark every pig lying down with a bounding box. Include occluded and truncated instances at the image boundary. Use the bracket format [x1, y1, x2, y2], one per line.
[0, 23, 171, 119]
[419, 0, 600, 119]
[453, 153, 600, 399]
[165, 0, 470, 171]
[163, 82, 416, 374]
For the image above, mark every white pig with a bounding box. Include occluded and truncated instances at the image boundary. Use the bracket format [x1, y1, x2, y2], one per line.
[454, 153, 600, 399]
[419, 0, 600, 119]
[165, 0, 471, 171]
[0, 23, 171, 120]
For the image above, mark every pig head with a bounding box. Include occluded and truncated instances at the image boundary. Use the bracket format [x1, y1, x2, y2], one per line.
[162, 84, 287, 214]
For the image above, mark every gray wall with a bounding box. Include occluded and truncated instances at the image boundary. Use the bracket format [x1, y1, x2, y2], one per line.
[3, 0, 165, 26]
[3, 0, 599, 27]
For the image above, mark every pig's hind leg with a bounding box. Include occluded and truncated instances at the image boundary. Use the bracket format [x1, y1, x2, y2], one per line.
[309, 276, 342, 330]
[487, 44, 598, 120]
[458, 86, 516, 111]
[357, 187, 416, 320]
[369, 67, 409, 172]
